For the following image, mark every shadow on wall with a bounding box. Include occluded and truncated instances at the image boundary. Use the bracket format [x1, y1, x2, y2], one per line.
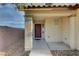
[0, 26, 24, 56]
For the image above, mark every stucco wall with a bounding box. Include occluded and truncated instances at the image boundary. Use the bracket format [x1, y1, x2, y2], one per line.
[25, 17, 33, 51]
[75, 9, 79, 50]
[44, 17, 76, 50]
[45, 18, 62, 43]
[61, 17, 70, 46]
[61, 16, 76, 49]
[69, 16, 76, 49]
[0, 26, 24, 55]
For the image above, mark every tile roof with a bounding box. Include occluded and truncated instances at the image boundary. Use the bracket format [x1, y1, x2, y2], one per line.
[25, 3, 79, 9]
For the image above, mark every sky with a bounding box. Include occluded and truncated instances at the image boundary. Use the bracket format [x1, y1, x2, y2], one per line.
[0, 4, 25, 28]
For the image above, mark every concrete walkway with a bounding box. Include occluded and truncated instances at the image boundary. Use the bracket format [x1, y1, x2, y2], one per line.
[48, 42, 71, 50]
[30, 39, 52, 56]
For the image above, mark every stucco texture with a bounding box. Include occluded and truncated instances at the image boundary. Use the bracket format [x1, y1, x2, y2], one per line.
[0, 26, 24, 56]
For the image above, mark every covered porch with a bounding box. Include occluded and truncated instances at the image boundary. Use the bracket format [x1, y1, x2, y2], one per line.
[25, 5, 79, 56]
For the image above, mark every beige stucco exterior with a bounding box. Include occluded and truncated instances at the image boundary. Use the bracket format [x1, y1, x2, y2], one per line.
[25, 16, 33, 51]
[25, 7, 79, 51]
[75, 9, 79, 50]
[45, 17, 62, 42]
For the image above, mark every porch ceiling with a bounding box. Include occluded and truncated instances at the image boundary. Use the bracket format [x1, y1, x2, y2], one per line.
[25, 8, 76, 17]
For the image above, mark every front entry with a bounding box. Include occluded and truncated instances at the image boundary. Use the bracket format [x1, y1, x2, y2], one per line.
[35, 24, 41, 40]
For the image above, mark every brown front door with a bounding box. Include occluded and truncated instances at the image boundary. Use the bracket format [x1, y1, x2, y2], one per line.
[35, 24, 41, 39]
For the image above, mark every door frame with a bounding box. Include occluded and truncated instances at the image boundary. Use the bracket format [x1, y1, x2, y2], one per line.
[34, 24, 42, 40]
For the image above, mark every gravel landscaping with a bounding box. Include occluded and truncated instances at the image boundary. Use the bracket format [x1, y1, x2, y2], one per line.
[51, 50, 79, 56]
